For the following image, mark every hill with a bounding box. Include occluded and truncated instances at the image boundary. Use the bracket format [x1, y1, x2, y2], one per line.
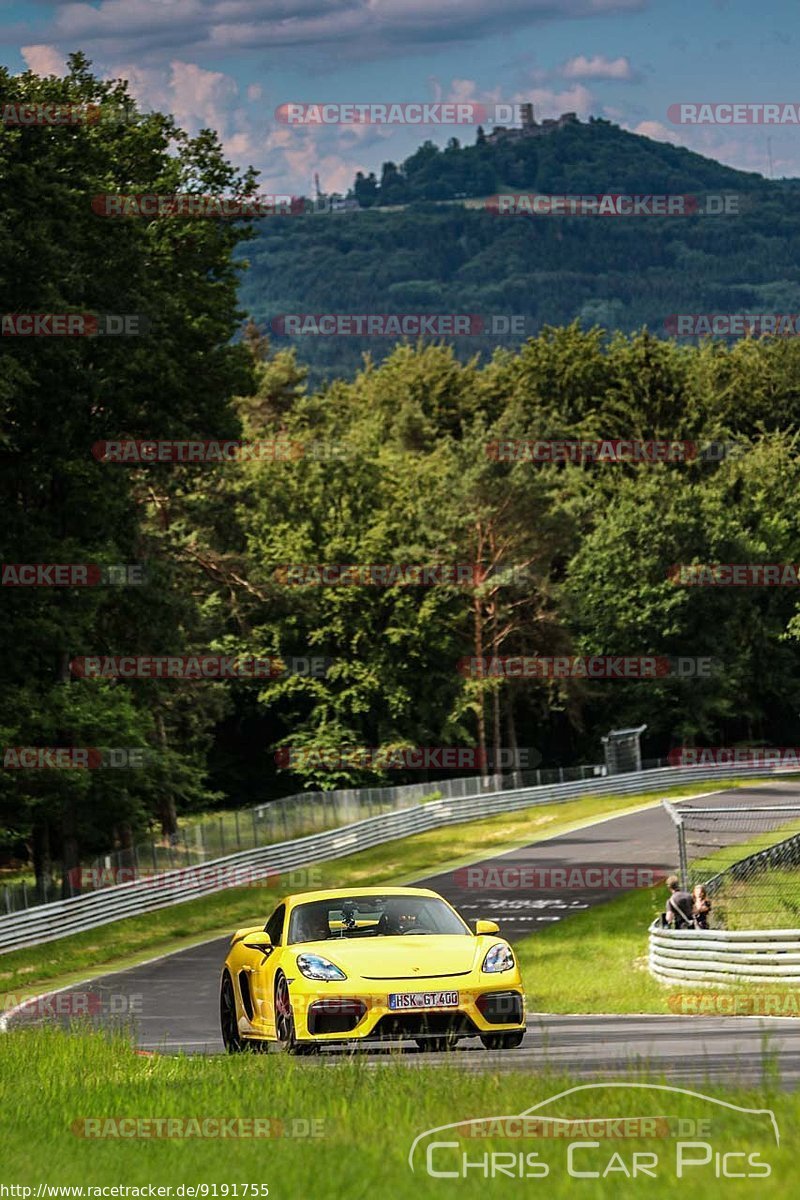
[237, 118, 800, 383]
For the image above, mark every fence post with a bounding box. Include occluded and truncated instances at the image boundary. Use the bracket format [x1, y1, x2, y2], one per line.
[235, 808, 241, 848]
[252, 808, 258, 848]
[677, 819, 689, 890]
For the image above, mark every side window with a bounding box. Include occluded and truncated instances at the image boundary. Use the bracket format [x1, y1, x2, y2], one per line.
[265, 903, 286, 946]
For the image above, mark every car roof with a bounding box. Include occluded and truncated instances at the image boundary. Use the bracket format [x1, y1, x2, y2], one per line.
[282, 886, 440, 907]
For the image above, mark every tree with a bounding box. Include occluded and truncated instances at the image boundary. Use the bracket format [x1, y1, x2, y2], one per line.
[0, 54, 256, 889]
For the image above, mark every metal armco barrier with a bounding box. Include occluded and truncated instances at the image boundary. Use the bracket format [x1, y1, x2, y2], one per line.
[1, 761, 796, 954]
[649, 922, 800, 984]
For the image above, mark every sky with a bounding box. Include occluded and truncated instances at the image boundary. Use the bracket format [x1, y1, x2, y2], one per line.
[1, 0, 798, 195]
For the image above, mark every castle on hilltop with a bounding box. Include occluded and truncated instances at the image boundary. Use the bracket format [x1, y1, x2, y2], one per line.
[486, 103, 578, 144]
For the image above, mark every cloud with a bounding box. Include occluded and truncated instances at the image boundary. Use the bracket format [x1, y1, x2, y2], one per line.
[632, 119, 679, 142]
[561, 54, 639, 81]
[526, 82, 594, 118]
[20, 44, 67, 76]
[97, 56, 385, 195]
[40, 0, 648, 62]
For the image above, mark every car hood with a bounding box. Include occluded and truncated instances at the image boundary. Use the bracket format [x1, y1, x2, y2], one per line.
[292, 934, 480, 980]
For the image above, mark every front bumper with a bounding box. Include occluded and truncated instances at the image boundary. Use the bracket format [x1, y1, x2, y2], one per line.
[250, 974, 526, 1044]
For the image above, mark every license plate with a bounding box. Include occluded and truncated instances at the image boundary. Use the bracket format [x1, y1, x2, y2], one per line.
[388, 990, 459, 1010]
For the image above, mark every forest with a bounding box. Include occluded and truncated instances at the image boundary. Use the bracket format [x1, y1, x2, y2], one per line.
[3, 58, 800, 888]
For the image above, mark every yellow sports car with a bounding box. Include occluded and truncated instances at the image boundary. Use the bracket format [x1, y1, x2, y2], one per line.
[219, 886, 526, 1053]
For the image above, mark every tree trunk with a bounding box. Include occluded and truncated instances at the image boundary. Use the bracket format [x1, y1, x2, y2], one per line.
[506, 695, 523, 789]
[61, 805, 80, 898]
[156, 713, 178, 837]
[489, 528, 501, 788]
[32, 821, 51, 897]
[472, 522, 490, 786]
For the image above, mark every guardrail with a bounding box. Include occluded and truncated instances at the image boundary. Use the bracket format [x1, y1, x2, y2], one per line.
[5, 763, 611, 914]
[1, 760, 796, 955]
[649, 921, 800, 984]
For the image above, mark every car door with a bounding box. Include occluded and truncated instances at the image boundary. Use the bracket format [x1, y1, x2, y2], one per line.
[244, 902, 286, 1037]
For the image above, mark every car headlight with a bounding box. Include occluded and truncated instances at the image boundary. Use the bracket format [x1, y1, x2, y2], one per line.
[482, 942, 515, 973]
[296, 953, 347, 981]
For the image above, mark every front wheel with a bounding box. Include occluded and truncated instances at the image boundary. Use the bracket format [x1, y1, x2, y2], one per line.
[220, 972, 245, 1053]
[274, 974, 317, 1056]
[480, 1030, 525, 1050]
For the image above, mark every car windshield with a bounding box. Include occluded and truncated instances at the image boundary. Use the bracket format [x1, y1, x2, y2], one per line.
[287, 895, 470, 944]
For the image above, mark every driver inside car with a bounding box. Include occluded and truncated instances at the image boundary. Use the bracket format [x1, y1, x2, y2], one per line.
[295, 906, 331, 943]
[378, 901, 419, 934]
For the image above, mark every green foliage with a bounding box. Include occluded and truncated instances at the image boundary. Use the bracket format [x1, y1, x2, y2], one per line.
[0, 55, 256, 885]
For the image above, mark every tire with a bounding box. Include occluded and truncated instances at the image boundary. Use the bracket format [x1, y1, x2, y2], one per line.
[480, 1030, 525, 1050]
[220, 972, 245, 1053]
[274, 973, 317, 1056]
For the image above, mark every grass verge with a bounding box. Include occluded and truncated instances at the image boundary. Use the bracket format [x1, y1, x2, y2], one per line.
[0, 1025, 791, 1197]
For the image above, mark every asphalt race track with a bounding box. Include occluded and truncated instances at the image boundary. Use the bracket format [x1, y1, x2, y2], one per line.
[9, 780, 800, 1085]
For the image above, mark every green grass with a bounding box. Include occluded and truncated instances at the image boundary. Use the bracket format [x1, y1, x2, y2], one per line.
[0, 1025, 792, 1197]
[516, 884, 669, 1013]
[717, 868, 800, 930]
[1, 787, 674, 1005]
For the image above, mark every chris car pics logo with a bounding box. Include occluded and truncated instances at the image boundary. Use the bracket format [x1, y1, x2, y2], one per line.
[409, 1083, 778, 1181]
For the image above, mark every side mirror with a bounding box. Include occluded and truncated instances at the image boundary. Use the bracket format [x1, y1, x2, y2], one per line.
[475, 919, 500, 936]
[244, 937, 273, 954]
